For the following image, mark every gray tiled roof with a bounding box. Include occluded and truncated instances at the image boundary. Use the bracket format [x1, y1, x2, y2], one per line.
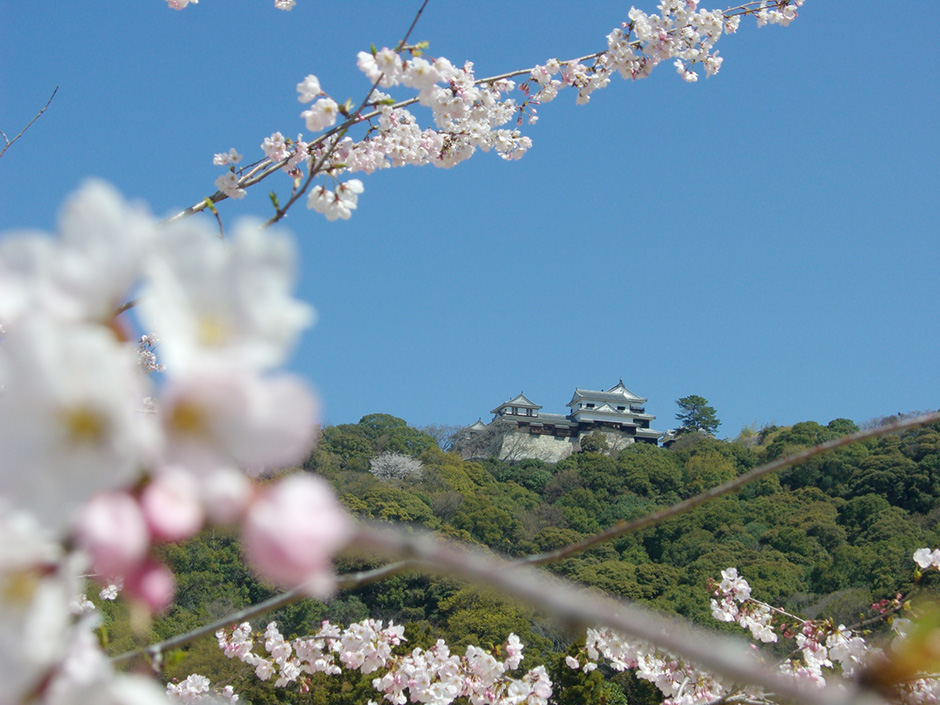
[491, 392, 541, 415]
[567, 380, 647, 407]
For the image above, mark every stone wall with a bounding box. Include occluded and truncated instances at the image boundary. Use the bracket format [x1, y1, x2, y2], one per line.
[592, 429, 636, 454]
[496, 430, 580, 463]
[456, 421, 644, 463]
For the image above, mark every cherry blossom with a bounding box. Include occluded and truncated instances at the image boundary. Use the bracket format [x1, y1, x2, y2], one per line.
[73, 491, 149, 579]
[261, 131, 291, 163]
[296, 75, 322, 102]
[913, 547, 940, 571]
[301, 97, 340, 132]
[0, 503, 73, 703]
[218, 619, 551, 705]
[214, 171, 246, 200]
[140, 469, 205, 542]
[0, 318, 156, 533]
[0, 180, 156, 328]
[158, 363, 317, 474]
[167, 674, 240, 703]
[212, 148, 243, 166]
[138, 218, 314, 371]
[241, 474, 352, 595]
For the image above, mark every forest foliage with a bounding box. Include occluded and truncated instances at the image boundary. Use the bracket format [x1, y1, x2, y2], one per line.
[113, 413, 940, 704]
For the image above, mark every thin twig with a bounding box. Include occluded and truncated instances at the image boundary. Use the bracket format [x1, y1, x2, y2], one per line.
[262, 0, 431, 227]
[520, 410, 940, 567]
[110, 560, 412, 666]
[0, 86, 58, 160]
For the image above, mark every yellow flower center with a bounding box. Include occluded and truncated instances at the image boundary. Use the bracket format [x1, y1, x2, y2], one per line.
[1, 569, 40, 606]
[61, 405, 108, 445]
[169, 400, 207, 436]
[198, 315, 229, 347]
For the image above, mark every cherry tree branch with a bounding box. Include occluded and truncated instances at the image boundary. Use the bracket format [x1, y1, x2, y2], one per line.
[0, 86, 58, 160]
[163, 0, 800, 224]
[262, 0, 431, 227]
[165, 0, 431, 227]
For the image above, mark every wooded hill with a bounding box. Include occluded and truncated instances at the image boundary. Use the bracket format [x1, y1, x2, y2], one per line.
[105, 413, 940, 705]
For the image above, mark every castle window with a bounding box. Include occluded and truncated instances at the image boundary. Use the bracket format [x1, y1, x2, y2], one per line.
[617, 406, 625, 411]
[586, 403, 595, 409]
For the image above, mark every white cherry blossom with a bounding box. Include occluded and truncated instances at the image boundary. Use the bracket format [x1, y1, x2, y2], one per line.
[0, 319, 155, 533]
[139, 218, 313, 372]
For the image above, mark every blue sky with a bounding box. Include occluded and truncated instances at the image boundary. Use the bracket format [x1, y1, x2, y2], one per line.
[2, 2, 938, 439]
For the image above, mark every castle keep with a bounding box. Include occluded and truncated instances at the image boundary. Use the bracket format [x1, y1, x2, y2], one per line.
[462, 380, 663, 462]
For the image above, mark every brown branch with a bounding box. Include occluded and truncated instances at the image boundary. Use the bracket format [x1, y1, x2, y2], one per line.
[263, 0, 431, 228]
[163, 0, 798, 224]
[519, 410, 940, 567]
[0, 86, 58, 161]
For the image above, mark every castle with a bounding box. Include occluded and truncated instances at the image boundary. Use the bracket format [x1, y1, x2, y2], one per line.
[459, 380, 663, 462]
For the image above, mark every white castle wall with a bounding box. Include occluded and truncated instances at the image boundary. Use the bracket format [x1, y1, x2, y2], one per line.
[496, 427, 637, 462]
[497, 431, 578, 463]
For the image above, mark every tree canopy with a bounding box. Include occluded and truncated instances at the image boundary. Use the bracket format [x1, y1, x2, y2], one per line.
[675, 395, 721, 435]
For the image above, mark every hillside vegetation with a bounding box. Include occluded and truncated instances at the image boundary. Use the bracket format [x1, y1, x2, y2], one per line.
[107, 413, 940, 704]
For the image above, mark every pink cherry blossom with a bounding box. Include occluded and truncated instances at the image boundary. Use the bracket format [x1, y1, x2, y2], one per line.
[139, 217, 314, 372]
[140, 470, 204, 542]
[159, 363, 318, 474]
[124, 558, 176, 612]
[215, 171, 246, 200]
[296, 75, 322, 102]
[73, 492, 149, 579]
[241, 474, 352, 594]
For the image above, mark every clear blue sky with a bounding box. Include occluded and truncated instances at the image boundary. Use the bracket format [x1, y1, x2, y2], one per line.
[2, 2, 938, 439]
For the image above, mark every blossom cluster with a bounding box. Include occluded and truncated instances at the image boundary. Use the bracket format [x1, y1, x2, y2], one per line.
[168, 0, 295, 11]
[369, 451, 424, 480]
[558, 550, 940, 705]
[709, 567, 777, 642]
[571, 627, 731, 705]
[215, 619, 551, 705]
[167, 674, 239, 703]
[207, 1, 804, 223]
[708, 567, 871, 688]
[0, 508, 165, 703]
[0, 181, 354, 704]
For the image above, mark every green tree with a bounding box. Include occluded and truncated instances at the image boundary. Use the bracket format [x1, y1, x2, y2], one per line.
[675, 395, 720, 435]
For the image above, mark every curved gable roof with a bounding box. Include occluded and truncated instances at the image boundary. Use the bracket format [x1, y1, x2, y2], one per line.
[567, 379, 647, 407]
[491, 392, 541, 415]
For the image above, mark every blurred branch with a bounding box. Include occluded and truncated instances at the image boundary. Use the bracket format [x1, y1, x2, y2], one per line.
[353, 522, 885, 705]
[521, 409, 940, 567]
[107, 407, 940, 698]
